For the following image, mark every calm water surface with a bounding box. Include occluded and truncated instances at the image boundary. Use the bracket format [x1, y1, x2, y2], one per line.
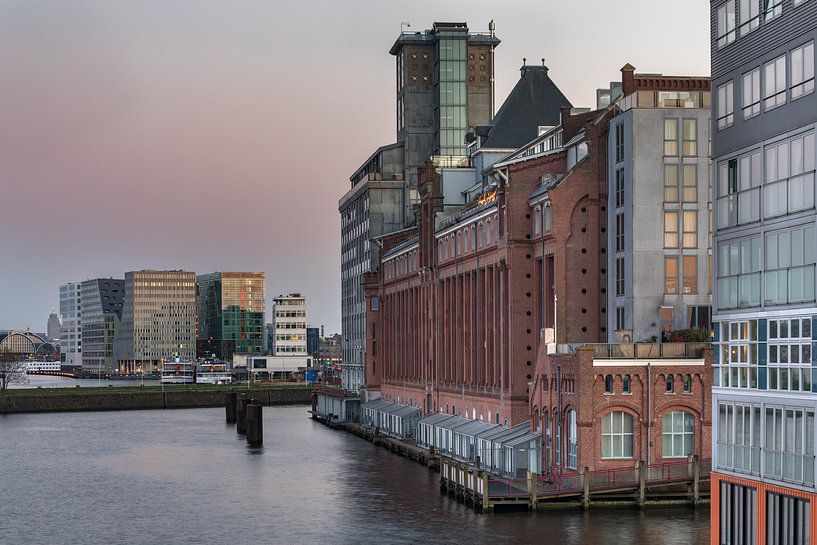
[0, 406, 710, 545]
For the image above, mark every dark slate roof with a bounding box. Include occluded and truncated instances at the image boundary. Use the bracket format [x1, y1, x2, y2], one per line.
[480, 65, 572, 150]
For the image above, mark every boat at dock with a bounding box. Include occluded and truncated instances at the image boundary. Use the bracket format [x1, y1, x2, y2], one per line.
[160, 358, 195, 384]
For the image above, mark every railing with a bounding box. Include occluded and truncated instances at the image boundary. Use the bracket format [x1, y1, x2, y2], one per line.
[555, 343, 709, 359]
[716, 442, 761, 476]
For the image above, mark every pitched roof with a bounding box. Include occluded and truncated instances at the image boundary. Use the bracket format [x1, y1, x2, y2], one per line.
[479, 65, 572, 149]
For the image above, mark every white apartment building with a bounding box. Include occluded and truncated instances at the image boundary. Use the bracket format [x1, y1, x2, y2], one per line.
[59, 282, 81, 369]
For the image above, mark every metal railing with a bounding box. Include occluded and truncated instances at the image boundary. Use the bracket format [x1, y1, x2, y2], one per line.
[555, 342, 709, 359]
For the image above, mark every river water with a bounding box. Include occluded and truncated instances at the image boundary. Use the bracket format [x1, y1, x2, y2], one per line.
[0, 406, 710, 545]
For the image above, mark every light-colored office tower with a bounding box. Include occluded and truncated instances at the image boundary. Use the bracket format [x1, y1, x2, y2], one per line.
[59, 282, 82, 369]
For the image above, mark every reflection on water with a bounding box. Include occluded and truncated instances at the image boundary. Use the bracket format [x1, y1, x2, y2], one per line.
[0, 406, 710, 545]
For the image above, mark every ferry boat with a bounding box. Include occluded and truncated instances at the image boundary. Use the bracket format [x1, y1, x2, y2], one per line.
[195, 362, 232, 385]
[160, 357, 195, 384]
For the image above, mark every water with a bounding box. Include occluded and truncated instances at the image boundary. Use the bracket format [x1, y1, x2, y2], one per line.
[0, 406, 710, 545]
[11, 375, 160, 389]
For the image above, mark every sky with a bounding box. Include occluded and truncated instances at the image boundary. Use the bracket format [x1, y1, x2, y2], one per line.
[0, 0, 711, 334]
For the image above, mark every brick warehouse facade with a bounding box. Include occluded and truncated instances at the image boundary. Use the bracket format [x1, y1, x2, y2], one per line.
[362, 104, 611, 426]
[529, 345, 713, 474]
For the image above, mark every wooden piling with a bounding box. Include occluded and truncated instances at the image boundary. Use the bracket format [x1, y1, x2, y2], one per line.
[226, 392, 237, 424]
[246, 403, 263, 447]
[236, 396, 249, 435]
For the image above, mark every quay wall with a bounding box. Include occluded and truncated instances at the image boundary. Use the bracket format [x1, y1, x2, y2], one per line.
[0, 386, 311, 414]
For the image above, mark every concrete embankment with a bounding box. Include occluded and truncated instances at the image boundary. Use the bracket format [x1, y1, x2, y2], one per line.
[0, 385, 311, 414]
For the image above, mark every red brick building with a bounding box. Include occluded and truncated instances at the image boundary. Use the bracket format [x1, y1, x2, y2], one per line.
[362, 100, 609, 426]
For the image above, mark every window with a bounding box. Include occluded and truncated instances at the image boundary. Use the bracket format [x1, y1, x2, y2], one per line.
[717, 81, 734, 129]
[486, 220, 492, 245]
[615, 213, 624, 252]
[664, 164, 678, 202]
[615, 123, 625, 162]
[601, 412, 634, 459]
[623, 374, 631, 394]
[764, 55, 787, 111]
[718, 151, 761, 228]
[664, 118, 678, 155]
[664, 211, 679, 248]
[767, 317, 814, 392]
[689, 305, 711, 330]
[739, 0, 760, 35]
[683, 255, 698, 294]
[544, 204, 552, 232]
[534, 206, 542, 236]
[615, 168, 625, 207]
[665, 256, 679, 294]
[764, 0, 782, 21]
[566, 410, 578, 470]
[683, 374, 692, 393]
[742, 68, 761, 119]
[765, 226, 817, 305]
[767, 492, 811, 544]
[662, 411, 694, 457]
[719, 482, 757, 545]
[615, 257, 625, 296]
[718, 403, 761, 475]
[683, 210, 697, 249]
[792, 42, 815, 99]
[764, 407, 816, 485]
[683, 119, 697, 156]
[717, 237, 761, 309]
[370, 297, 380, 311]
[717, 0, 736, 48]
[714, 320, 759, 388]
[604, 374, 613, 394]
[683, 164, 698, 202]
[615, 306, 625, 330]
[666, 374, 675, 393]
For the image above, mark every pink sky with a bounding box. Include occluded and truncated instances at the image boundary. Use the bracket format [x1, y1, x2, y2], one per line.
[0, 0, 710, 333]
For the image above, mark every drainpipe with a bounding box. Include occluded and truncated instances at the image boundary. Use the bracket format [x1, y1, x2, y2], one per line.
[557, 363, 562, 474]
[646, 362, 652, 466]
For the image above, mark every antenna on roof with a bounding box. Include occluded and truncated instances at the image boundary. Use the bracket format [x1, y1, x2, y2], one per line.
[401, 21, 411, 34]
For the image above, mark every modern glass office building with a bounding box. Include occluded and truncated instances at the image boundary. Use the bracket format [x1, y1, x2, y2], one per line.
[711, 1, 817, 543]
[196, 272, 265, 360]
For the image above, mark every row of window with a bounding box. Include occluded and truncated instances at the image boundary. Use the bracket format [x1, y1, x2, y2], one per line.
[603, 373, 694, 394]
[664, 255, 710, 295]
[717, 41, 815, 130]
[719, 483, 810, 545]
[716, 224, 816, 309]
[717, 401, 816, 486]
[714, 317, 815, 391]
[716, 0, 810, 49]
[533, 203, 552, 236]
[601, 410, 695, 459]
[717, 132, 815, 229]
[436, 213, 500, 263]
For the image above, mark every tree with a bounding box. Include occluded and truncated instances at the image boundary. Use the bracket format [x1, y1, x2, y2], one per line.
[0, 353, 28, 392]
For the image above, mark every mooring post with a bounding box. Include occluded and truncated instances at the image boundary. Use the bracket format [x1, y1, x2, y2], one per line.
[581, 466, 590, 509]
[638, 460, 646, 508]
[236, 396, 249, 435]
[692, 455, 700, 506]
[246, 403, 263, 447]
[528, 471, 538, 511]
[482, 470, 491, 512]
[226, 392, 237, 424]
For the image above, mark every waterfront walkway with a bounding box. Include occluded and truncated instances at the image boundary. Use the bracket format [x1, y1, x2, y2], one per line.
[318, 417, 710, 512]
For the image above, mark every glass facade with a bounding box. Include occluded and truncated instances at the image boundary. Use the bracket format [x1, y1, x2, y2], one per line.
[196, 272, 265, 360]
[435, 36, 467, 157]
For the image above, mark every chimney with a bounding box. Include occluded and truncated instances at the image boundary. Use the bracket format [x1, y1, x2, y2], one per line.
[621, 63, 636, 96]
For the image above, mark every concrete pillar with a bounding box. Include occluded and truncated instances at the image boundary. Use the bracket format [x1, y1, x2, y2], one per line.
[528, 471, 538, 511]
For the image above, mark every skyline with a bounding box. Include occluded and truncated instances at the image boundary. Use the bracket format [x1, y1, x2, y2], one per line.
[0, 0, 710, 333]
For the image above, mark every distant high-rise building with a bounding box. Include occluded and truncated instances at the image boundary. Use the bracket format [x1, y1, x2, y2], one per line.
[113, 270, 196, 374]
[307, 327, 320, 356]
[59, 283, 81, 369]
[339, 21, 500, 394]
[196, 272, 265, 360]
[80, 278, 125, 375]
[47, 312, 61, 342]
[271, 294, 307, 357]
[710, 1, 817, 541]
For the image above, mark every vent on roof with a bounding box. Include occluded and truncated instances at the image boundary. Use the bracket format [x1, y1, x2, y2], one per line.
[537, 125, 555, 136]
